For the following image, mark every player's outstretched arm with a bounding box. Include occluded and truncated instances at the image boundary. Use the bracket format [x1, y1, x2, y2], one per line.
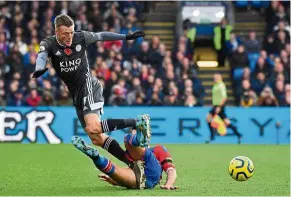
[32, 51, 48, 78]
[32, 40, 52, 78]
[83, 30, 145, 45]
[160, 168, 179, 190]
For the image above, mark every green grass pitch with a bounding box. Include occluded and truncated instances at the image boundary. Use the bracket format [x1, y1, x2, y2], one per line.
[0, 144, 289, 196]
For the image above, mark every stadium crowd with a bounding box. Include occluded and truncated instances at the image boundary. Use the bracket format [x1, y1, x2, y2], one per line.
[0, 1, 289, 108]
[229, 1, 290, 107]
[0, 1, 204, 106]
[0, 1, 204, 107]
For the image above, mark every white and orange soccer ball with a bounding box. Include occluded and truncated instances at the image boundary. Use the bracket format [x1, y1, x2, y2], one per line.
[228, 156, 254, 181]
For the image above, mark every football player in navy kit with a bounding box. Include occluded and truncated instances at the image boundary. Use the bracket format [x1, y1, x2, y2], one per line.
[32, 14, 150, 167]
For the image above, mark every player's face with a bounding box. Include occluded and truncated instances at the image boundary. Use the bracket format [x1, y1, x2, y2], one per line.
[56, 25, 74, 47]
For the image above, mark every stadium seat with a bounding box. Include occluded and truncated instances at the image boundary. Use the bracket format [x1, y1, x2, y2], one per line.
[258, 1, 270, 8]
[248, 53, 259, 72]
[251, 1, 262, 8]
[233, 68, 244, 80]
[234, 0, 249, 8]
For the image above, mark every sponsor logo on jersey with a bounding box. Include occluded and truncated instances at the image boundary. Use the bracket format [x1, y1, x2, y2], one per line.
[76, 44, 82, 52]
[64, 48, 72, 56]
[55, 51, 62, 56]
[60, 58, 81, 72]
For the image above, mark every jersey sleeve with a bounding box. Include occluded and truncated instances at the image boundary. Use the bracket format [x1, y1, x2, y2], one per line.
[39, 39, 52, 55]
[153, 145, 176, 173]
[82, 31, 126, 45]
[35, 39, 52, 71]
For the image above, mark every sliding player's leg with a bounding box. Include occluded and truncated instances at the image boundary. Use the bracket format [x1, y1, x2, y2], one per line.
[71, 136, 138, 189]
[124, 133, 162, 189]
[124, 133, 146, 161]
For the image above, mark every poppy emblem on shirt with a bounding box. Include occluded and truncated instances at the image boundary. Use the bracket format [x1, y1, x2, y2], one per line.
[64, 48, 72, 56]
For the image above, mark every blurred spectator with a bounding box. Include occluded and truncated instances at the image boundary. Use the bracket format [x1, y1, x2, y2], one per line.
[164, 91, 181, 106]
[274, 30, 289, 54]
[6, 80, 19, 105]
[263, 34, 277, 55]
[0, 32, 9, 56]
[274, 21, 290, 41]
[57, 91, 73, 106]
[226, 32, 242, 54]
[88, 5, 103, 31]
[6, 89, 25, 106]
[132, 92, 145, 106]
[127, 77, 143, 105]
[280, 50, 290, 73]
[270, 62, 289, 84]
[104, 3, 123, 28]
[126, 7, 137, 24]
[75, 14, 89, 31]
[0, 51, 9, 78]
[0, 97, 5, 105]
[213, 18, 232, 66]
[7, 44, 23, 75]
[42, 79, 56, 97]
[282, 84, 290, 106]
[40, 90, 56, 106]
[273, 80, 285, 106]
[108, 84, 127, 106]
[269, 4, 290, 33]
[137, 41, 150, 64]
[257, 86, 279, 106]
[26, 88, 41, 107]
[236, 79, 253, 105]
[147, 92, 163, 106]
[240, 90, 255, 108]
[121, 40, 138, 60]
[184, 94, 197, 107]
[266, 1, 279, 24]
[9, 36, 28, 56]
[244, 31, 261, 54]
[254, 57, 271, 78]
[230, 45, 249, 69]
[252, 72, 269, 95]
[0, 79, 5, 102]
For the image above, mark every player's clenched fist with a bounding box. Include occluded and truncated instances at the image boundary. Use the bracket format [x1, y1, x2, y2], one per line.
[160, 185, 179, 190]
[126, 30, 145, 40]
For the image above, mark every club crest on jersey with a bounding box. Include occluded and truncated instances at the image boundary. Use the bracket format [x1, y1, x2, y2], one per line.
[76, 44, 82, 52]
[64, 48, 72, 56]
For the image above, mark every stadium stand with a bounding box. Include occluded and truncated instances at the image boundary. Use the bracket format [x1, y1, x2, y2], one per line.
[231, 0, 290, 107]
[0, 1, 289, 107]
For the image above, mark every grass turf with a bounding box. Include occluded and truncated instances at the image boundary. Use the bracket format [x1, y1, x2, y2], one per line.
[0, 144, 289, 196]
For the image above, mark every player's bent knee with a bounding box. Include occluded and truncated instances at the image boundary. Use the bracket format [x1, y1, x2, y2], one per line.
[85, 122, 102, 135]
[90, 135, 104, 146]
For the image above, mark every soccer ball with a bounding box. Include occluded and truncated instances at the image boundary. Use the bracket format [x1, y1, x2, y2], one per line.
[228, 156, 254, 181]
